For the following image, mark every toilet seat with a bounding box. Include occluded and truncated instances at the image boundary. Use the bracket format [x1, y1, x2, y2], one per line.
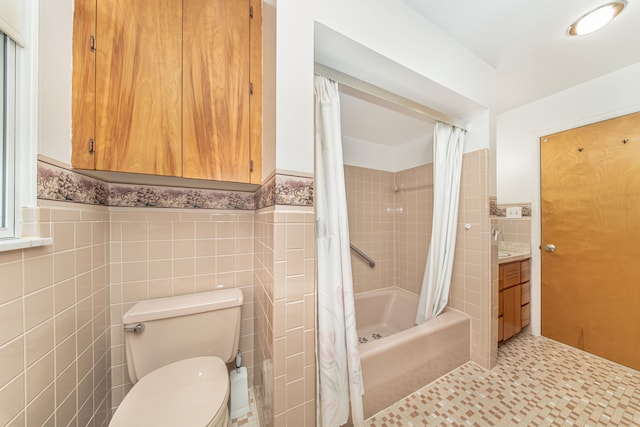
[109, 356, 229, 427]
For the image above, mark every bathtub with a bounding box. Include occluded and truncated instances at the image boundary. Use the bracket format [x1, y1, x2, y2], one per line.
[355, 287, 470, 419]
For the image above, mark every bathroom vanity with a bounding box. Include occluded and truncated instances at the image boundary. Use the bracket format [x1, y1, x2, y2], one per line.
[498, 257, 530, 342]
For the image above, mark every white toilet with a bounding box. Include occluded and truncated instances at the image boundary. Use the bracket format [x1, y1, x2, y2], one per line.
[109, 288, 244, 427]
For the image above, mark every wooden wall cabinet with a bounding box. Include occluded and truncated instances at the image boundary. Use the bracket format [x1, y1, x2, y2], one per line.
[72, 0, 262, 184]
[498, 258, 530, 342]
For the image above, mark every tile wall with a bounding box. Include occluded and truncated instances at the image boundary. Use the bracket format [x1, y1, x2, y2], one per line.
[449, 149, 494, 369]
[345, 152, 493, 369]
[254, 207, 316, 427]
[254, 209, 275, 425]
[0, 202, 111, 427]
[343, 167, 396, 293]
[108, 209, 256, 412]
[395, 164, 433, 295]
[343, 163, 436, 296]
[495, 217, 532, 246]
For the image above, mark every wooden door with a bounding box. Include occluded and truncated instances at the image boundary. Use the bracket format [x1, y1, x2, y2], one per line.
[95, 0, 182, 176]
[541, 111, 640, 370]
[182, 0, 251, 182]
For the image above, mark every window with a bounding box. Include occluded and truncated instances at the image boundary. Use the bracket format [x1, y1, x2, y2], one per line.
[0, 33, 16, 239]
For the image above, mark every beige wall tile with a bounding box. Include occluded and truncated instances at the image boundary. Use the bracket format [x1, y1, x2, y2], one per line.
[52, 222, 75, 252]
[121, 222, 148, 241]
[286, 378, 305, 411]
[26, 351, 54, 403]
[0, 374, 25, 426]
[0, 300, 23, 347]
[0, 261, 22, 305]
[53, 251, 76, 284]
[23, 255, 53, 294]
[55, 389, 77, 427]
[0, 338, 23, 388]
[24, 287, 53, 331]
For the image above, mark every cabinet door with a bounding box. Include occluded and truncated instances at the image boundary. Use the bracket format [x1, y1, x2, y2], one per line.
[72, 0, 96, 170]
[183, 0, 251, 182]
[96, 0, 182, 176]
[502, 284, 521, 341]
[503, 262, 520, 288]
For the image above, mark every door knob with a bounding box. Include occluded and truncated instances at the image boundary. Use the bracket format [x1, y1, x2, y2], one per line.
[544, 244, 556, 252]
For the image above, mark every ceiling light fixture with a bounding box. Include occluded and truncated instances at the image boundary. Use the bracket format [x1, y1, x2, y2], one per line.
[568, 1, 626, 36]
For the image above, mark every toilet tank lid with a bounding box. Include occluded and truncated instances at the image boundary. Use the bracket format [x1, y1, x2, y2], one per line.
[123, 288, 244, 324]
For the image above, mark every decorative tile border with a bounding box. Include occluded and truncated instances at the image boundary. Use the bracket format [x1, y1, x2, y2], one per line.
[496, 204, 531, 217]
[254, 174, 276, 209]
[275, 174, 314, 206]
[38, 162, 109, 205]
[37, 160, 313, 210]
[108, 184, 256, 210]
[490, 197, 531, 217]
[489, 197, 500, 216]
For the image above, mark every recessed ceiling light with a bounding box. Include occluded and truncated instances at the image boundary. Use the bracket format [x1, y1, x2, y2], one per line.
[568, 1, 626, 36]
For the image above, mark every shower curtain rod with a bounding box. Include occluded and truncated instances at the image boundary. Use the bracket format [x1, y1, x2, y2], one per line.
[314, 63, 466, 131]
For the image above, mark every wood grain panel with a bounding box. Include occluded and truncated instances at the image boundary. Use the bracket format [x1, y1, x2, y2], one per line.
[249, 0, 263, 184]
[520, 259, 530, 283]
[183, 0, 251, 182]
[541, 111, 640, 370]
[502, 285, 521, 341]
[503, 262, 520, 288]
[521, 304, 530, 328]
[521, 281, 530, 306]
[72, 0, 96, 170]
[95, 0, 182, 176]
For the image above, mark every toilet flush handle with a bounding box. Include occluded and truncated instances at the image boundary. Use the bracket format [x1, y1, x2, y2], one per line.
[124, 323, 145, 334]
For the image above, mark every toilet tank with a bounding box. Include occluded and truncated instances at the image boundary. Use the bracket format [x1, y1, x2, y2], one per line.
[123, 288, 244, 384]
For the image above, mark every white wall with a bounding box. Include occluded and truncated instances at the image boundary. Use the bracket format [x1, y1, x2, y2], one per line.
[395, 137, 433, 172]
[497, 62, 640, 204]
[342, 137, 397, 172]
[342, 135, 433, 173]
[262, 1, 276, 180]
[37, 0, 73, 163]
[496, 61, 640, 337]
[313, 0, 495, 109]
[276, 0, 496, 175]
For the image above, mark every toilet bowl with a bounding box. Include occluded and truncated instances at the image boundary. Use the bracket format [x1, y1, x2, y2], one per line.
[108, 289, 243, 427]
[110, 357, 229, 427]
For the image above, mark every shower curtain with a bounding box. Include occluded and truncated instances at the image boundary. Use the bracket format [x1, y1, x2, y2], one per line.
[416, 121, 466, 324]
[314, 75, 364, 427]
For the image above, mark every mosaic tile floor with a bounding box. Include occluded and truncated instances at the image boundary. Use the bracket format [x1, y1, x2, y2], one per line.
[367, 333, 640, 426]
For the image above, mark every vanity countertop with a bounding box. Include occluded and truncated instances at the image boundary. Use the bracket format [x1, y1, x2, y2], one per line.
[498, 250, 530, 264]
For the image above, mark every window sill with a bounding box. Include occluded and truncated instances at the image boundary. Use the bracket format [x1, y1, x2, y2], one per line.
[0, 237, 53, 252]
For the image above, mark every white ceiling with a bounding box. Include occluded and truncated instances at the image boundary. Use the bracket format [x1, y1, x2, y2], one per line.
[339, 86, 434, 148]
[400, 0, 640, 113]
[339, 0, 640, 146]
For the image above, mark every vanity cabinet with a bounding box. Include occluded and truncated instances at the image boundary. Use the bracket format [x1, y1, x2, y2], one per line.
[498, 258, 530, 342]
[72, 0, 262, 184]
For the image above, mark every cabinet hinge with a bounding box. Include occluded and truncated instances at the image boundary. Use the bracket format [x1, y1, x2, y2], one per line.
[89, 138, 95, 154]
[249, 82, 254, 95]
[90, 35, 96, 52]
[249, 5, 254, 18]
[250, 160, 254, 173]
